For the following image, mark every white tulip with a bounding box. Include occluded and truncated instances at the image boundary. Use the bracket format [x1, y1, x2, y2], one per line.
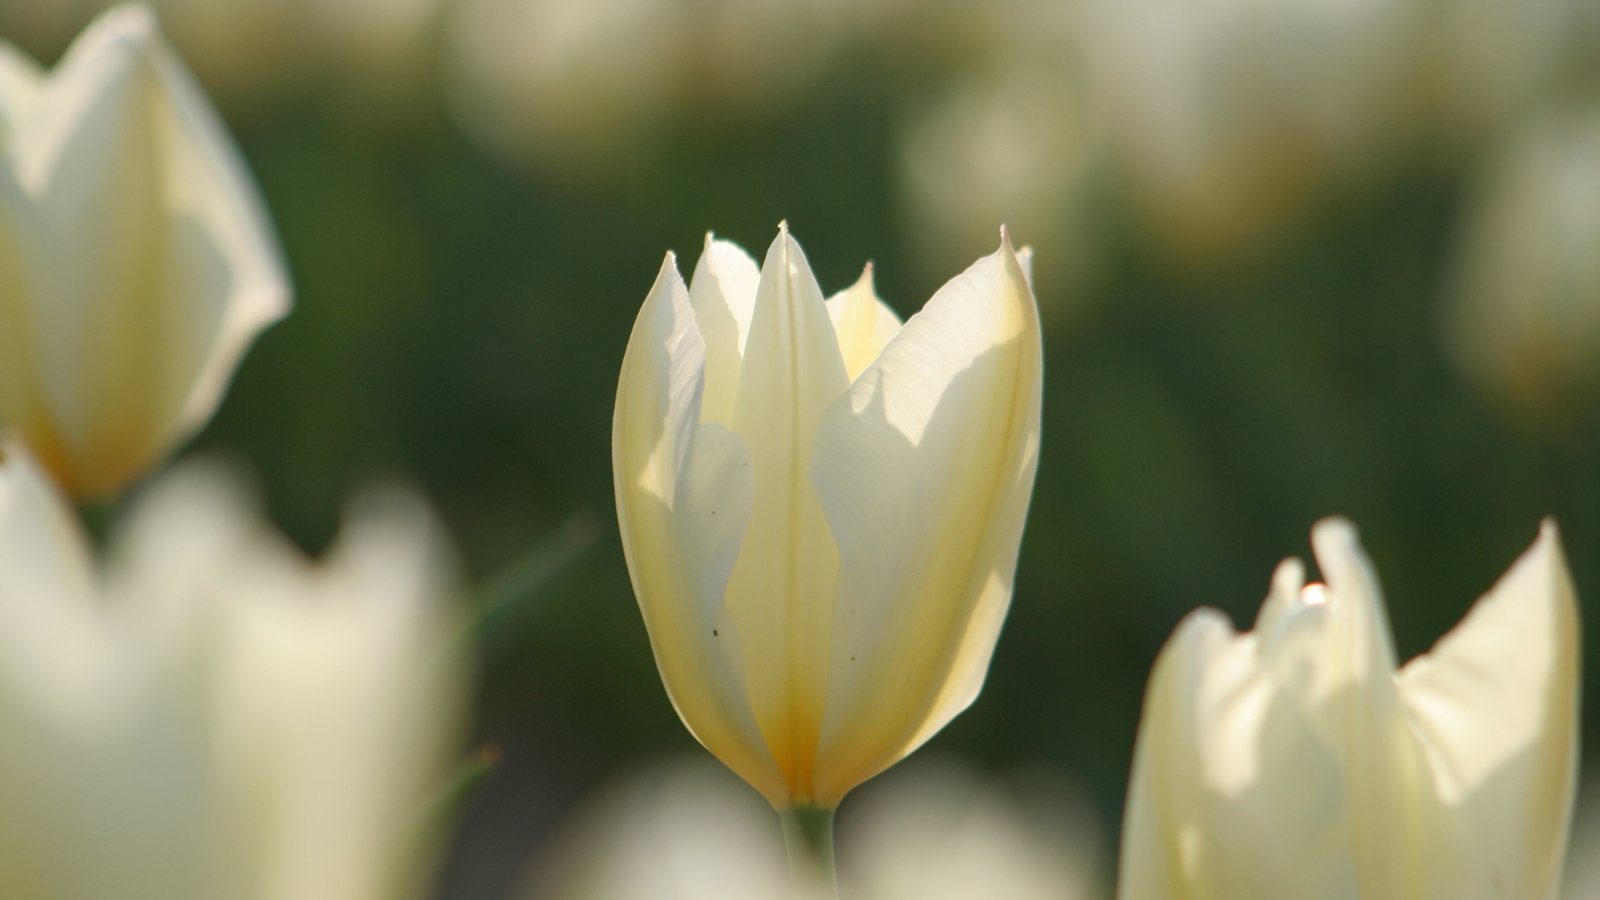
[523, 758, 793, 900]
[444, 0, 691, 175]
[520, 757, 1104, 900]
[842, 762, 1105, 900]
[0, 435, 465, 900]
[613, 225, 1042, 812]
[1080, 0, 1422, 266]
[1119, 517, 1579, 900]
[0, 4, 290, 499]
[1440, 104, 1600, 420]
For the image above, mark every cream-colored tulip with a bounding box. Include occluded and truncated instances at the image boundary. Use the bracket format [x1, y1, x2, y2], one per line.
[0, 435, 464, 900]
[521, 756, 1105, 900]
[523, 758, 792, 900]
[0, 4, 290, 499]
[843, 761, 1106, 900]
[1440, 104, 1600, 421]
[613, 225, 1042, 812]
[1080, 0, 1423, 267]
[1119, 517, 1579, 900]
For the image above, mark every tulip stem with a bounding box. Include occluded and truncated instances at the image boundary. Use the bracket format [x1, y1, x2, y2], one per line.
[780, 804, 838, 899]
[77, 498, 116, 549]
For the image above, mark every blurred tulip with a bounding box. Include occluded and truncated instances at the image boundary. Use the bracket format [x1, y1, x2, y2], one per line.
[613, 225, 1042, 813]
[442, 0, 878, 177]
[690, 0, 860, 109]
[522, 757, 1103, 900]
[0, 435, 465, 900]
[296, 0, 445, 105]
[1081, 0, 1422, 268]
[841, 761, 1105, 900]
[1440, 103, 1600, 421]
[1422, 0, 1570, 147]
[523, 758, 791, 900]
[898, 57, 1100, 317]
[0, 4, 290, 499]
[1120, 517, 1579, 900]
[0, 0, 445, 108]
[444, 0, 690, 176]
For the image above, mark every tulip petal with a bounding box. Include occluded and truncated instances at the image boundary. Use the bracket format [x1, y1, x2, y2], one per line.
[197, 479, 465, 900]
[808, 234, 1041, 805]
[1122, 521, 1580, 900]
[0, 6, 289, 498]
[1300, 518, 1444, 895]
[1304, 518, 1404, 703]
[0, 435, 103, 707]
[687, 233, 760, 426]
[613, 254, 781, 803]
[1118, 605, 1358, 900]
[0, 435, 214, 900]
[825, 263, 902, 382]
[0, 43, 41, 126]
[1395, 521, 1578, 899]
[721, 226, 851, 802]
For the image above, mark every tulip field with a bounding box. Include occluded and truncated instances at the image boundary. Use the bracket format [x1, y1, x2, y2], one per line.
[1, 3, 1599, 900]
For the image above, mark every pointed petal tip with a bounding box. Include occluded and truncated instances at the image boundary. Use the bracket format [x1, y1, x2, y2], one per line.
[777, 219, 789, 234]
[652, 250, 687, 289]
[997, 225, 1019, 258]
[1530, 517, 1573, 587]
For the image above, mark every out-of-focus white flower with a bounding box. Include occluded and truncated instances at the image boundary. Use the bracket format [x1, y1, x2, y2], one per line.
[842, 762, 1105, 900]
[1081, 0, 1423, 267]
[442, 0, 880, 176]
[522, 757, 1104, 900]
[295, 0, 445, 96]
[150, 0, 446, 104]
[0, 435, 465, 900]
[0, 0, 447, 107]
[898, 56, 1100, 316]
[1440, 104, 1600, 420]
[692, 0, 860, 109]
[523, 758, 792, 900]
[1421, 0, 1572, 147]
[0, 5, 290, 499]
[444, 0, 690, 175]
[613, 226, 1041, 810]
[1120, 517, 1579, 900]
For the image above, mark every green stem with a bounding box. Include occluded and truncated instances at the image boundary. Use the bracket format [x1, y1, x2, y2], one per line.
[77, 498, 116, 550]
[780, 805, 838, 900]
